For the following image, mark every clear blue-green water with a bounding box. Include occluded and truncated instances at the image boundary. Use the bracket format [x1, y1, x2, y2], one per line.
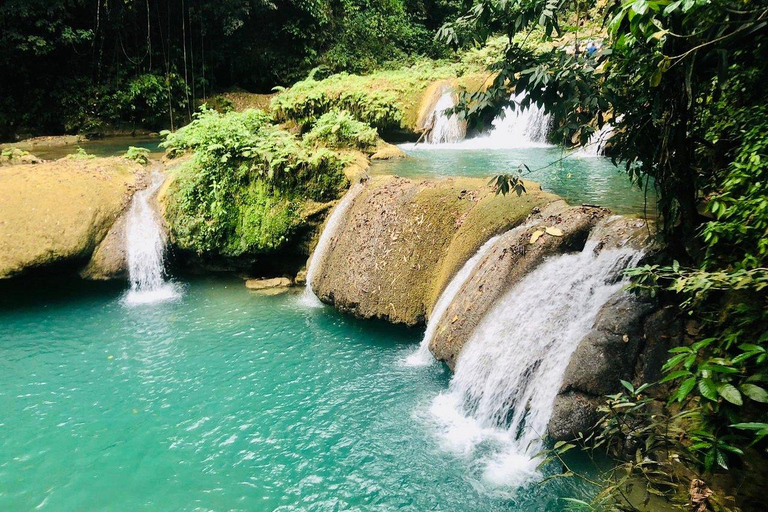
[0, 278, 593, 511]
[15, 135, 163, 160]
[373, 146, 656, 216]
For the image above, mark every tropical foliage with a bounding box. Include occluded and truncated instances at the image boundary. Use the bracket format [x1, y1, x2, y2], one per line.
[161, 108, 348, 257]
[0, 0, 466, 139]
[304, 110, 379, 149]
[446, 0, 768, 489]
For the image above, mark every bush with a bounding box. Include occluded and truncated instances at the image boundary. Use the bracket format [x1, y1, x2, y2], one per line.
[304, 110, 378, 149]
[162, 107, 348, 257]
[270, 58, 489, 132]
[124, 146, 150, 165]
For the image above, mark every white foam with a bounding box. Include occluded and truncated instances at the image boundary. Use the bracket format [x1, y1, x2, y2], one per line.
[403, 234, 502, 367]
[123, 171, 180, 306]
[428, 91, 465, 144]
[403, 91, 551, 151]
[424, 230, 643, 491]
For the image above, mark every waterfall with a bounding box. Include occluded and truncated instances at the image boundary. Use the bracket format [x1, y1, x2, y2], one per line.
[123, 171, 179, 305]
[427, 233, 643, 489]
[301, 183, 365, 307]
[402, 91, 550, 151]
[485, 91, 551, 147]
[428, 92, 464, 144]
[403, 235, 502, 367]
[576, 123, 614, 158]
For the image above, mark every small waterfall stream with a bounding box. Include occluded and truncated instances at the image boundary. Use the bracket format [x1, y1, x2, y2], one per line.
[485, 91, 551, 147]
[576, 123, 614, 158]
[301, 183, 365, 307]
[426, 233, 643, 489]
[123, 171, 179, 305]
[428, 92, 464, 144]
[404, 235, 502, 366]
[404, 91, 551, 150]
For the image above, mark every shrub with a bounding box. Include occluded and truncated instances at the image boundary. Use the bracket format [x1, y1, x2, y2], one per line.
[304, 110, 378, 149]
[124, 146, 150, 165]
[162, 107, 348, 257]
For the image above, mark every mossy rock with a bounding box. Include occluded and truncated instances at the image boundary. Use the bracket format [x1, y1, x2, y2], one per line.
[0, 157, 140, 278]
[311, 175, 559, 326]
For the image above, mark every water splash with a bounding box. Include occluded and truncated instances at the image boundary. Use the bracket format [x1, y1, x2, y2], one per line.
[403, 235, 502, 367]
[300, 183, 365, 307]
[402, 91, 551, 151]
[575, 123, 614, 158]
[427, 231, 643, 489]
[428, 92, 464, 144]
[123, 171, 179, 305]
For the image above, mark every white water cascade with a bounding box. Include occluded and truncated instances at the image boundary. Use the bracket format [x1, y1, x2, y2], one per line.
[427, 234, 643, 489]
[484, 91, 551, 147]
[403, 235, 502, 367]
[301, 183, 365, 307]
[428, 91, 465, 144]
[403, 91, 551, 151]
[124, 171, 179, 305]
[576, 123, 614, 158]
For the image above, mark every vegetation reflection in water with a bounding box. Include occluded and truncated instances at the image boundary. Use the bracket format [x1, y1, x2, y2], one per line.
[0, 278, 595, 511]
[373, 146, 656, 216]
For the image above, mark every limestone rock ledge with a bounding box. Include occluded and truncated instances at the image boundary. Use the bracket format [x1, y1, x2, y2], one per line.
[311, 175, 559, 326]
[0, 157, 141, 279]
[429, 202, 610, 369]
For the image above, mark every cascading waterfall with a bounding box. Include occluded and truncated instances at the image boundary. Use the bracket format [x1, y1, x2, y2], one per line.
[301, 183, 365, 307]
[124, 171, 179, 305]
[576, 123, 614, 158]
[428, 92, 464, 144]
[403, 235, 502, 367]
[427, 232, 643, 489]
[403, 91, 551, 150]
[485, 91, 551, 147]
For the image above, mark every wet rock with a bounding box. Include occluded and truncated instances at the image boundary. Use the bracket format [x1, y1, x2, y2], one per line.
[80, 213, 128, 280]
[370, 143, 406, 160]
[559, 292, 656, 396]
[548, 392, 603, 441]
[0, 157, 140, 278]
[312, 175, 559, 325]
[245, 277, 293, 290]
[548, 288, 682, 441]
[429, 201, 610, 369]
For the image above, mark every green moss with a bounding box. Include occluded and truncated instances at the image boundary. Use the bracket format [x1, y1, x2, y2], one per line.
[162, 108, 349, 258]
[270, 55, 495, 133]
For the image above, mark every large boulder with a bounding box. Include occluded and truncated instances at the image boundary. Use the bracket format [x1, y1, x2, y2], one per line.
[546, 217, 677, 440]
[0, 157, 141, 278]
[311, 175, 559, 325]
[429, 202, 610, 369]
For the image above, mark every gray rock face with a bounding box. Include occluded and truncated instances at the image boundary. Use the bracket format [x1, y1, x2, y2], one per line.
[547, 292, 682, 441]
[559, 293, 656, 396]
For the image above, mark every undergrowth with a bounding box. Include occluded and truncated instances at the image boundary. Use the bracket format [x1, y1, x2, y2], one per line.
[161, 107, 349, 257]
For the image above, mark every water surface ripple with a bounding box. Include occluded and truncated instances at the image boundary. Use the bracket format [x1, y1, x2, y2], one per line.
[0, 278, 592, 511]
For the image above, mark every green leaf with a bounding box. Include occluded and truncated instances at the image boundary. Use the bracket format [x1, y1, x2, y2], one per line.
[676, 377, 696, 402]
[717, 384, 743, 405]
[698, 378, 718, 401]
[660, 370, 691, 383]
[740, 384, 768, 403]
[620, 380, 635, 393]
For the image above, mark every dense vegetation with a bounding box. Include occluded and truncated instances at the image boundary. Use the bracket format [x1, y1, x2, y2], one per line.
[0, 0, 465, 140]
[457, 0, 767, 507]
[162, 108, 349, 258]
